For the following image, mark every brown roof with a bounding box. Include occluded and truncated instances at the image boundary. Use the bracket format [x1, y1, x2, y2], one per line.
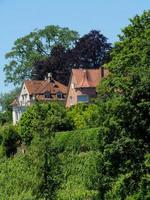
[11, 79, 67, 106]
[24, 80, 67, 96]
[72, 68, 108, 88]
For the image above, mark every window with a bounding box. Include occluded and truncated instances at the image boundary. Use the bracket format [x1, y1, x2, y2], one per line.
[22, 94, 28, 105]
[70, 96, 73, 105]
[77, 95, 89, 103]
[57, 92, 64, 99]
[54, 84, 58, 88]
[45, 91, 51, 98]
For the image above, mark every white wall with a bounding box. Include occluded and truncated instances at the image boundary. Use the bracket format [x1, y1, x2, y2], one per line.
[12, 106, 27, 125]
[18, 83, 30, 106]
[12, 82, 30, 125]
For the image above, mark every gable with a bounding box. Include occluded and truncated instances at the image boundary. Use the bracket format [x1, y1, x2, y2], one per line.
[19, 83, 29, 98]
[72, 69, 106, 88]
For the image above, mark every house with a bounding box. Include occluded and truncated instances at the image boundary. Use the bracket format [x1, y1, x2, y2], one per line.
[65, 67, 109, 107]
[12, 74, 67, 125]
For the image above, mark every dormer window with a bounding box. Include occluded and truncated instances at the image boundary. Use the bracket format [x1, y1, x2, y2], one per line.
[57, 92, 64, 99]
[54, 84, 58, 88]
[45, 91, 51, 98]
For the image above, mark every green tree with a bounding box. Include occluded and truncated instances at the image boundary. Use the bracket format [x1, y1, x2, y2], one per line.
[18, 102, 73, 144]
[0, 88, 19, 124]
[0, 154, 37, 199]
[67, 103, 99, 129]
[4, 25, 79, 86]
[0, 124, 20, 157]
[0, 137, 59, 199]
[96, 10, 150, 199]
[97, 65, 150, 200]
[17, 103, 48, 144]
[109, 10, 150, 75]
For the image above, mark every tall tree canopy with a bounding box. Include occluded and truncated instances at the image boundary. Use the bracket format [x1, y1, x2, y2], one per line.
[31, 44, 70, 85]
[96, 10, 150, 199]
[70, 30, 111, 68]
[4, 25, 79, 86]
[31, 30, 111, 85]
[109, 10, 150, 75]
[4, 27, 111, 86]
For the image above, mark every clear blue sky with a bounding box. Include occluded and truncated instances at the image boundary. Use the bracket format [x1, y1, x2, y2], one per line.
[0, 0, 149, 93]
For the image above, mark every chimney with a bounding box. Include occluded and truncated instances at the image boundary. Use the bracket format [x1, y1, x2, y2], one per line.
[83, 69, 88, 80]
[47, 72, 52, 82]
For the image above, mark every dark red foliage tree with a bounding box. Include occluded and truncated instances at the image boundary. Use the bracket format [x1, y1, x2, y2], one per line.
[71, 30, 111, 68]
[32, 45, 70, 85]
[32, 30, 111, 85]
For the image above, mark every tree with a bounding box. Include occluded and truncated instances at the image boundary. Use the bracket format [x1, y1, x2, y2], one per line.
[70, 30, 111, 68]
[96, 10, 150, 199]
[5, 27, 112, 86]
[32, 30, 112, 85]
[4, 25, 79, 86]
[67, 103, 99, 129]
[32, 44, 70, 85]
[0, 134, 61, 199]
[17, 103, 48, 144]
[109, 10, 150, 75]
[0, 88, 19, 112]
[0, 125, 20, 157]
[96, 69, 150, 199]
[18, 102, 73, 144]
[0, 88, 20, 124]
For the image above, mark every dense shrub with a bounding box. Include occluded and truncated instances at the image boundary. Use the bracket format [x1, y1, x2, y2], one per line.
[52, 128, 101, 199]
[18, 102, 73, 144]
[0, 128, 100, 200]
[0, 125, 20, 157]
[67, 103, 99, 129]
[0, 111, 12, 125]
[53, 128, 99, 153]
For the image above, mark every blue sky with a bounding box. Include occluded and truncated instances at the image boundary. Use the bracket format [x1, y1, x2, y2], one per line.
[0, 0, 149, 93]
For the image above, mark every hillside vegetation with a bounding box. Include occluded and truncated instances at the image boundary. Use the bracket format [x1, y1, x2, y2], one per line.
[0, 10, 150, 200]
[0, 128, 100, 200]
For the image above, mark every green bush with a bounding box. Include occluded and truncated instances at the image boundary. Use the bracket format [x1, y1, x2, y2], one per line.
[0, 154, 37, 200]
[53, 128, 100, 199]
[0, 124, 20, 157]
[67, 104, 99, 129]
[0, 111, 12, 125]
[0, 127, 100, 200]
[53, 128, 99, 153]
[18, 102, 73, 144]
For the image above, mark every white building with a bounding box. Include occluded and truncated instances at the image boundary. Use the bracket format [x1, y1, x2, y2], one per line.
[12, 78, 67, 125]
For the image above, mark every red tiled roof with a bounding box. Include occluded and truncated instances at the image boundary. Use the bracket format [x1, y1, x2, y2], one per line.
[24, 80, 67, 96]
[72, 68, 108, 88]
[11, 79, 67, 106]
